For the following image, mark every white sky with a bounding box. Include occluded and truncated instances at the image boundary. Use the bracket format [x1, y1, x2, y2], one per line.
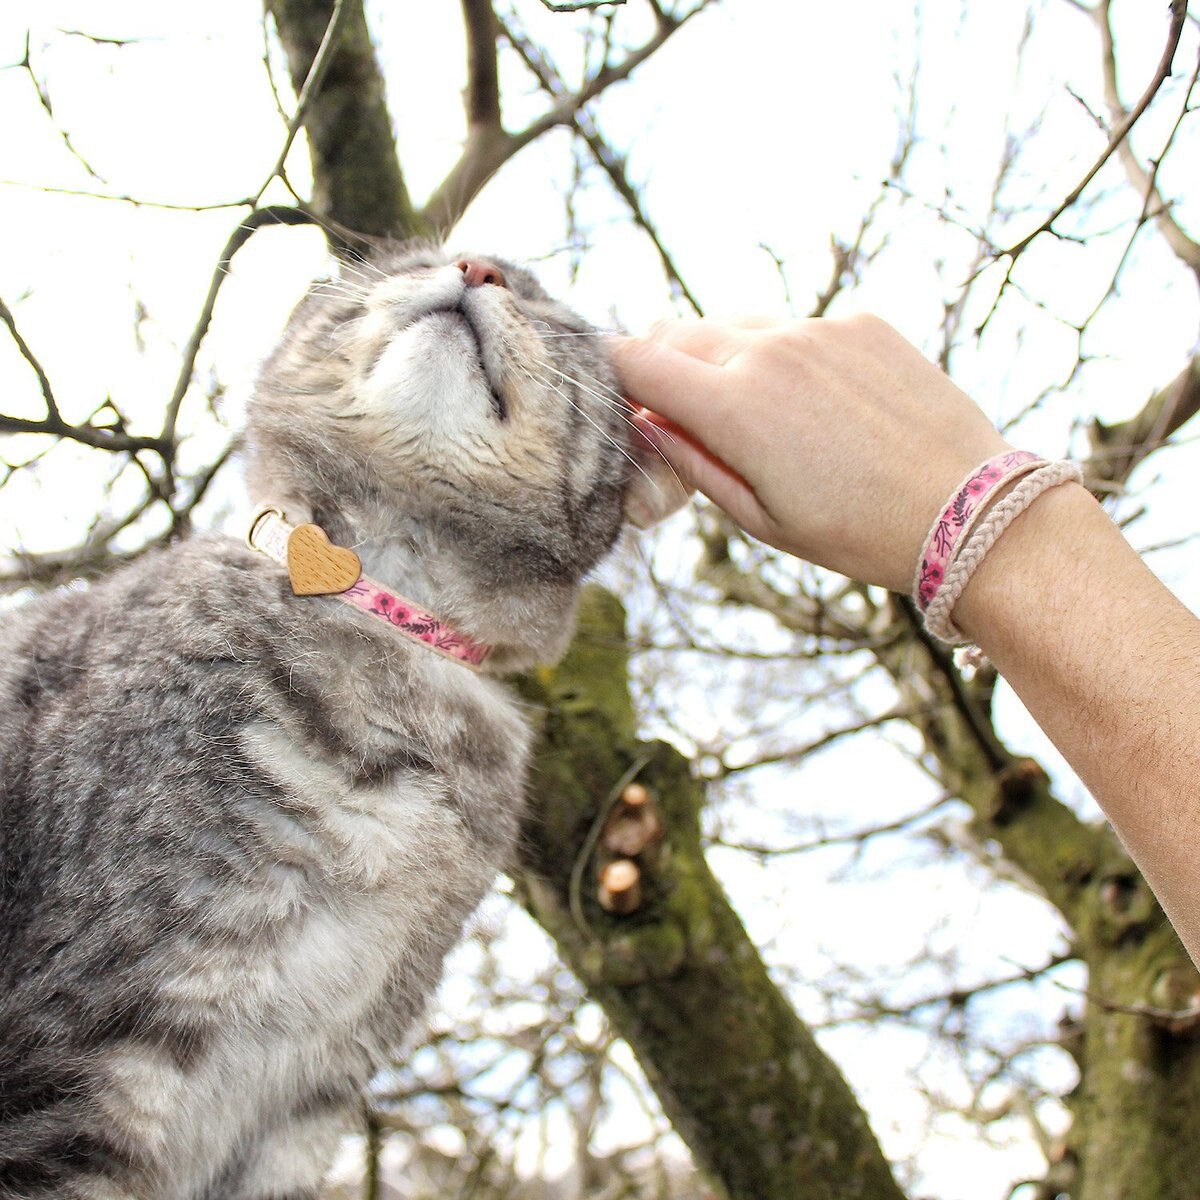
[2, 2, 1198, 1197]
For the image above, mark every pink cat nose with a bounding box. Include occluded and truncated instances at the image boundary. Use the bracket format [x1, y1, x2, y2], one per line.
[455, 258, 508, 289]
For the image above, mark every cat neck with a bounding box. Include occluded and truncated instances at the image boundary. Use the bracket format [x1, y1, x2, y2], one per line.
[277, 497, 579, 674]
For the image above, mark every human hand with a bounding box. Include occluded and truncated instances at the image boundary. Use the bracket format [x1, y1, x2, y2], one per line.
[613, 314, 1014, 594]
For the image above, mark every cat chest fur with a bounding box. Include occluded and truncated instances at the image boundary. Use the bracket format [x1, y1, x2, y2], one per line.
[0, 537, 532, 1197]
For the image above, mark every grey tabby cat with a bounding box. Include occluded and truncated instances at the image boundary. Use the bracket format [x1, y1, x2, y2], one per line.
[0, 243, 681, 1199]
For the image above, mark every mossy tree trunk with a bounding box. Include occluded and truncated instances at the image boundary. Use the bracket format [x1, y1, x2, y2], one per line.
[515, 588, 906, 1200]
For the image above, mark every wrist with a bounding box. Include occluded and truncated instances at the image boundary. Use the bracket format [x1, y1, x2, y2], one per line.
[951, 481, 1100, 647]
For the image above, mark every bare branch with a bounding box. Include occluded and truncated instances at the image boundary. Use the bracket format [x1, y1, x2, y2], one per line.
[160, 205, 317, 455]
[0, 293, 61, 426]
[1088, 353, 1200, 487]
[0, 295, 171, 458]
[541, 0, 626, 11]
[58, 29, 159, 48]
[713, 704, 944, 781]
[0, 180, 251, 211]
[497, 9, 703, 313]
[251, 0, 351, 208]
[712, 792, 956, 857]
[265, 0, 423, 237]
[18, 31, 108, 185]
[422, 0, 718, 235]
[1047, 973, 1200, 1034]
[825, 954, 1075, 1028]
[995, 0, 1188, 264]
[1095, 0, 1200, 276]
[0, 412, 165, 456]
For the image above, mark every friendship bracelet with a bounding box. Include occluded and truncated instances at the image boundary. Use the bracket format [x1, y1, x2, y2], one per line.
[914, 451, 1043, 610]
[921, 458, 1085, 644]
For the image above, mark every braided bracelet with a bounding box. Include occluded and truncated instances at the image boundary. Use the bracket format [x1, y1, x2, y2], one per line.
[915, 453, 1084, 645]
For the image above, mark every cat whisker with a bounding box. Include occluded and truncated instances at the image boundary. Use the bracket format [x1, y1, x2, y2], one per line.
[528, 356, 629, 412]
[523, 365, 644, 480]
[544, 364, 691, 504]
[530, 357, 680, 449]
[530, 329, 623, 340]
[525, 363, 690, 514]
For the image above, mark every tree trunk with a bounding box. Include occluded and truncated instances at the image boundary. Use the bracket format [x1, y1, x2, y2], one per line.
[516, 587, 906, 1200]
[1069, 912, 1200, 1198]
[263, 0, 428, 239]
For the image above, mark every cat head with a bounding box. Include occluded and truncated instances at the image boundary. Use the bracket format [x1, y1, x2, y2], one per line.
[244, 242, 686, 665]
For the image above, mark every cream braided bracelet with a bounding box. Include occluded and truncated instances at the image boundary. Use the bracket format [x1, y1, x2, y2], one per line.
[915, 454, 1084, 645]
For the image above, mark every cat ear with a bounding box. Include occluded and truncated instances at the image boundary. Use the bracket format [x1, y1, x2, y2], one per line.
[625, 430, 692, 529]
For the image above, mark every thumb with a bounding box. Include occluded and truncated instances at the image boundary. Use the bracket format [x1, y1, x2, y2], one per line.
[609, 335, 732, 448]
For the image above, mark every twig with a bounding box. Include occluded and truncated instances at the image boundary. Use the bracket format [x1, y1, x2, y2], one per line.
[422, 0, 717, 232]
[994, 0, 1188, 265]
[499, 10, 703, 313]
[825, 953, 1074, 1027]
[0, 179, 252, 211]
[18, 31, 108, 184]
[251, 0, 351, 208]
[1096, 0, 1200, 275]
[0, 293, 62, 425]
[160, 206, 317, 451]
[1046, 973, 1200, 1030]
[713, 705, 944, 780]
[711, 791, 956, 857]
[542, 0, 626, 10]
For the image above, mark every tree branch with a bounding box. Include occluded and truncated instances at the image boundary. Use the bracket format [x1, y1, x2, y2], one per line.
[421, 0, 717, 236]
[0, 293, 62, 427]
[711, 791, 955, 858]
[252, 0, 352, 208]
[541, 0, 627, 10]
[462, 0, 503, 131]
[695, 545, 1123, 925]
[1088, 353, 1200, 487]
[517, 587, 907, 1200]
[264, 0, 424, 237]
[995, 0, 1189, 265]
[496, 9, 703, 313]
[161, 206, 318, 454]
[1095, 0, 1200, 277]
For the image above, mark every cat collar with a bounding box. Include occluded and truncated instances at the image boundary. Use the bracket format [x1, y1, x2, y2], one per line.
[246, 507, 491, 670]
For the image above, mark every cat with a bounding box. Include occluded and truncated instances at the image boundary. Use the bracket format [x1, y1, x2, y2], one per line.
[0, 243, 683, 1199]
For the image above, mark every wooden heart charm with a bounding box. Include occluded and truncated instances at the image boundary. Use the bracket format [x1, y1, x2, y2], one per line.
[286, 523, 362, 596]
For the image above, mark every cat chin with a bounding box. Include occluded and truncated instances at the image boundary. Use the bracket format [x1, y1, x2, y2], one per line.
[362, 340, 493, 440]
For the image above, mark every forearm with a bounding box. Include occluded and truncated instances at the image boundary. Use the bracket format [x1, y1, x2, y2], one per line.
[616, 316, 1200, 959]
[955, 482, 1200, 958]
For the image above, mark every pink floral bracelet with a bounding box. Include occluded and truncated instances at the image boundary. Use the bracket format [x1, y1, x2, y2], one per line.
[914, 452, 1084, 644]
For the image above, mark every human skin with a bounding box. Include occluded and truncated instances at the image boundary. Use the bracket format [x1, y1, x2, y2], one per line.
[613, 315, 1200, 966]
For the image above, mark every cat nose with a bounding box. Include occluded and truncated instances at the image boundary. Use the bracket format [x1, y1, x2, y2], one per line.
[455, 258, 508, 289]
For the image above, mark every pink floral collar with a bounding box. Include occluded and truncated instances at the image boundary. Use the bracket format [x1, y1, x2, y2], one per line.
[247, 507, 491, 670]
